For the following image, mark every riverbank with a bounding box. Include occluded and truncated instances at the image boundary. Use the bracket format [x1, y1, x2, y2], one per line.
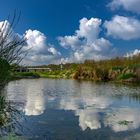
[9, 54, 140, 84]
[11, 68, 140, 85]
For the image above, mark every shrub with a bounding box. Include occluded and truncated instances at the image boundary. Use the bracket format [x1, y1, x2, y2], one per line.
[117, 73, 136, 80]
[0, 59, 10, 86]
[16, 72, 40, 78]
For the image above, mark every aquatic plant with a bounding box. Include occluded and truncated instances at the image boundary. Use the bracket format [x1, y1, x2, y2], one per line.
[118, 120, 133, 126]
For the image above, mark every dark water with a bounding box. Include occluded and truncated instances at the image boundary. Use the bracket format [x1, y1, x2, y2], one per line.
[2, 79, 140, 140]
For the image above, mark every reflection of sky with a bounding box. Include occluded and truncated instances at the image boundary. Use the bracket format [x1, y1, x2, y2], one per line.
[5, 79, 46, 116]
[76, 109, 101, 130]
[105, 108, 140, 132]
[5, 79, 140, 132]
[24, 82, 45, 116]
[59, 94, 111, 130]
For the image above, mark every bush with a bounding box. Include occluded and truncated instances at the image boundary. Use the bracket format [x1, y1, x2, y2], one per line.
[95, 68, 109, 81]
[16, 72, 40, 78]
[117, 73, 136, 80]
[112, 66, 124, 71]
[0, 59, 10, 86]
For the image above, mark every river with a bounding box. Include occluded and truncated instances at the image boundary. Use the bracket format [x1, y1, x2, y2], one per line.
[1, 78, 140, 140]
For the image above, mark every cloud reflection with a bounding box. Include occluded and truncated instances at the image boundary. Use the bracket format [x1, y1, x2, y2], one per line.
[105, 108, 140, 132]
[76, 109, 101, 130]
[59, 94, 110, 130]
[6, 80, 46, 116]
[5, 79, 140, 132]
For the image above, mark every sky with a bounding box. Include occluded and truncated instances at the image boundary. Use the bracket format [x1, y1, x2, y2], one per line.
[0, 0, 140, 65]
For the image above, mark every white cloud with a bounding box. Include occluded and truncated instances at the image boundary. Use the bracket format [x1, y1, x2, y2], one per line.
[58, 17, 116, 62]
[108, 0, 140, 14]
[76, 18, 101, 44]
[23, 29, 61, 65]
[125, 49, 140, 57]
[0, 20, 62, 65]
[104, 15, 140, 40]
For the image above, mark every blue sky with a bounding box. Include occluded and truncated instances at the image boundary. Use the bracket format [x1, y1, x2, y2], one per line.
[0, 0, 140, 65]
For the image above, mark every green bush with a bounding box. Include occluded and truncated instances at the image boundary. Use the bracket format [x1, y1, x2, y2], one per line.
[0, 59, 10, 85]
[95, 68, 109, 81]
[16, 72, 40, 78]
[112, 66, 124, 71]
[117, 73, 136, 80]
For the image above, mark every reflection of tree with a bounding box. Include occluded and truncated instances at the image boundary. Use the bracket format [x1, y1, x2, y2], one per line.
[0, 92, 23, 136]
[128, 93, 140, 103]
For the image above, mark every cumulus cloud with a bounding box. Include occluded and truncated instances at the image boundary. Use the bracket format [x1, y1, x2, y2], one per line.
[125, 49, 140, 57]
[108, 0, 140, 14]
[0, 20, 62, 65]
[23, 29, 61, 65]
[104, 15, 140, 40]
[58, 17, 115, 62]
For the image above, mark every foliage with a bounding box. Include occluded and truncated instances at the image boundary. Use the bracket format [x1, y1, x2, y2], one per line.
[29, 54, 140, 83]
[0, 59, 10, 86]
[15, 72, 40, 78]
[117, 73, 136, 80]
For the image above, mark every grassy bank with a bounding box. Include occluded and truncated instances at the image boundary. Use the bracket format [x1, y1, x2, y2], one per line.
[10, 54, 140, 84]
[10, 72, 40, 79]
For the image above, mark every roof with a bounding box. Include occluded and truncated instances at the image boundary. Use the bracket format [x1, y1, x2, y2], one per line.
[27, 67, 51, 70]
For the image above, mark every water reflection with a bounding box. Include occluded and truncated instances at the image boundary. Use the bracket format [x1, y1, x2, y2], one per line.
[4, 79, 140, 138]
[105, 108, 140, 132]
[5, 79, 45, 116]
[59, 95, 111, 130]
[76, 109, 101, 130]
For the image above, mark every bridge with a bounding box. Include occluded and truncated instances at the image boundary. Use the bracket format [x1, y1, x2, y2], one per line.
[15, 67, 52, 72]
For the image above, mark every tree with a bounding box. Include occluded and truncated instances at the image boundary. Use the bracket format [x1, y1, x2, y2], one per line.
[0, 12, 27, 85]
[0, 12, 27, 64]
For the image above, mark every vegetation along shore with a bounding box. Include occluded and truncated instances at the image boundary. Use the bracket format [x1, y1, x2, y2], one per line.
[11, 54, 140, 84]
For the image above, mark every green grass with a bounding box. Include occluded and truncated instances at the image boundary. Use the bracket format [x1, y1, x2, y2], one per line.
[112, 66, 124, 71]
[117, 73, 136, 80]
[14, 72, 40, 78]
[37, 70, 74, 79]
[129, 64, 140, 69]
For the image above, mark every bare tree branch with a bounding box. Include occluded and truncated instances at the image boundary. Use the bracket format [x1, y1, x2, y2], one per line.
[0, 11, 27, 64]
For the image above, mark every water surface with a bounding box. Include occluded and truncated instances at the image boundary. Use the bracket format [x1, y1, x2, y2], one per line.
[2, 79, 140, 140]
